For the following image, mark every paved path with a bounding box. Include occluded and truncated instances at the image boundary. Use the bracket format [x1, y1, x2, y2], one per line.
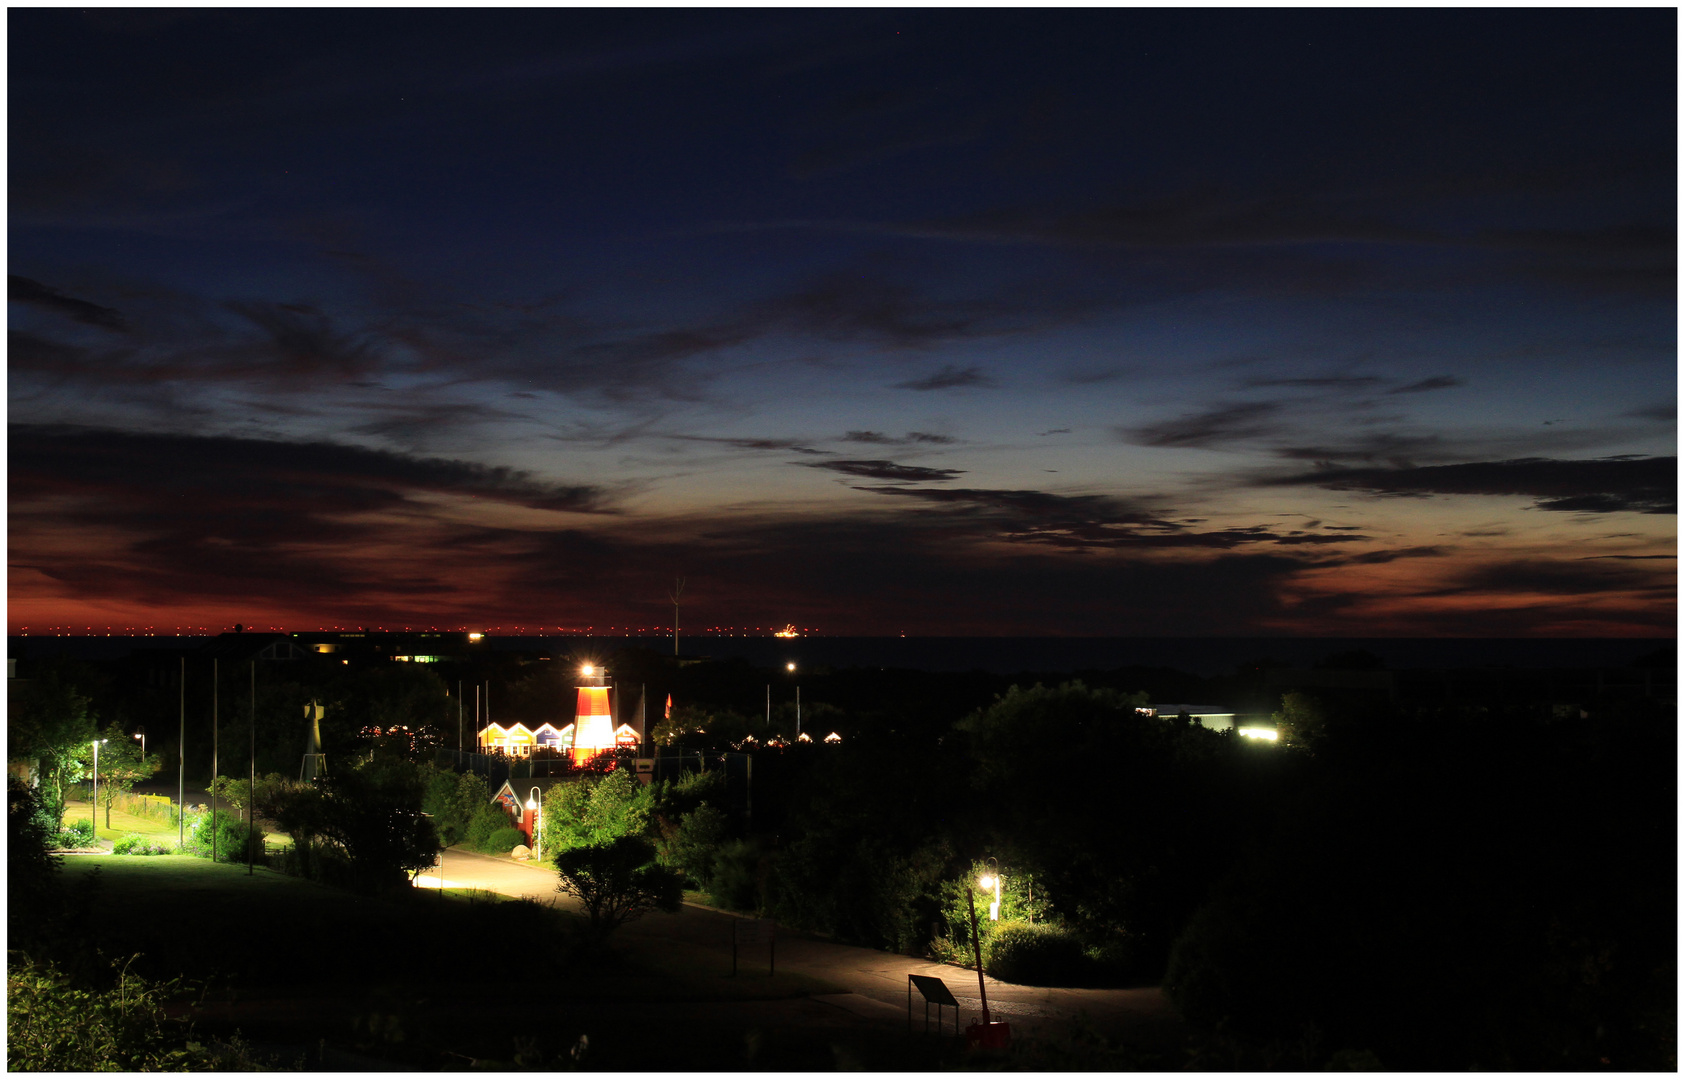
[432, 847, 1185, 1047]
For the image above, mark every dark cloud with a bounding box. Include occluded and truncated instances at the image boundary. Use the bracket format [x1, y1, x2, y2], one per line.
[671, 435, 828, 455]
[1413, 557, 1674, 600]
[1257, 456, 1676, 515]
[892, 365, 995, 391]
[1242, 375, 1383, 391]
[1387, 375, 1463, 394]
[1624, 403, 1676, 422]
[224, 300, 380, 381]
[8, 275, 128, 330]
[1122, 401, 1283, 449]
[1335, 545, 1451, 565]
[843, 430, 956, 446]
[1579, 554, 1675, 560]
[8, 424, 614, 516]
[853, 484, 1369, 551]
[806, 459, 965, 483]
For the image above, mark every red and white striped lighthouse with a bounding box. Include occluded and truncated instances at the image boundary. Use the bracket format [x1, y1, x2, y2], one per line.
[571, 663, 616, 765]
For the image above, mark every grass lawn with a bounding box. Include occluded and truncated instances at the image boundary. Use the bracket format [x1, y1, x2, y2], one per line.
[62, 801, 287, 848]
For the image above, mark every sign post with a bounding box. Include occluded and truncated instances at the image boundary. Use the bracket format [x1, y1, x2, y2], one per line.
[732, 917, 774, 977]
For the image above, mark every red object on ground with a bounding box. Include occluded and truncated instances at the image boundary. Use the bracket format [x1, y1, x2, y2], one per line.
[966, 1021, 1011, 1049]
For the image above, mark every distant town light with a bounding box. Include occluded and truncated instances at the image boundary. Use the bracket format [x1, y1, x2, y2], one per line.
[468, 632, 484, 641]
[1239, 727, 1280, 741]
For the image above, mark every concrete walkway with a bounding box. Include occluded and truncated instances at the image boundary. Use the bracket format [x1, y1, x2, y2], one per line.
[433, 847, 1185, 1047]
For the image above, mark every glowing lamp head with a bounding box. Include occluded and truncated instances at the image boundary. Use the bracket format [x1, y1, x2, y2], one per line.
[978, 874, 996, 892]
[581, 663, 595, 677]
[786, 662, 796, 672]
[525, 798, 538, 811]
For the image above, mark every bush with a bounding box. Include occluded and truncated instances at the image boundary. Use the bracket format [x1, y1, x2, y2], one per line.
[6, 954, 200, 1071]
[464, 804, 512, 852]
[983, 920, 1092, 986]
[186, 810, 261, 863]
[481, 826, 527, 855]
[112, 834, 172, 856]
[707, 837, 763, 912]
[661, 802, 729, 887]
[56, 819, 96, 849]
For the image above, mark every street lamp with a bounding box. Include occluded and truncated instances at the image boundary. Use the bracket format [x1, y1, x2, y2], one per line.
[133, 727, 145, 761]
[90, 738, 108, 834]
[979, 858, 1002, 921]
[785, 662, 800, 739]
[527, 787, 542, 862]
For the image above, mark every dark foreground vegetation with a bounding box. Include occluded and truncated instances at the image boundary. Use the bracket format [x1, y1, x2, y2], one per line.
[7, 641, 1676, 1069]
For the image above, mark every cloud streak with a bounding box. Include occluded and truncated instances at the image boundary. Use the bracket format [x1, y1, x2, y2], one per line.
[1257, 456, 1676, 515]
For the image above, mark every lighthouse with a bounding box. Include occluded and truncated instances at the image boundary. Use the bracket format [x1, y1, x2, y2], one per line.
[570, 663, 617, 765]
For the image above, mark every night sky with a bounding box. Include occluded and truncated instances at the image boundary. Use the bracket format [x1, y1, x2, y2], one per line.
[8, 9, 1676, 637]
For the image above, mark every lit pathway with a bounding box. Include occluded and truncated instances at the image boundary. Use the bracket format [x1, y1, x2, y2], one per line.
[431, 847, 1185, 1046]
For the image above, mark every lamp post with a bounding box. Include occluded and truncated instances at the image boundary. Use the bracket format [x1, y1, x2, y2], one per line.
[979, 859, 1002, 921]
[133, 728, 145, 762]
[527, 787, 542, 863]
[91, 738, 107, 834]
[785, 662, 800, 740]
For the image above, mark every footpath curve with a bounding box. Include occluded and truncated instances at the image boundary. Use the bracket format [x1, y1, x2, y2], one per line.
[433, 847, 1185, 1048]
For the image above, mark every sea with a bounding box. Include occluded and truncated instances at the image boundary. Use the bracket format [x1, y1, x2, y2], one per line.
[7, 635, 1672, 677]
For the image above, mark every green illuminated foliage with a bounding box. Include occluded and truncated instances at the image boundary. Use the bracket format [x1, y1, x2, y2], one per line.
[5, 953, 198, 1072]
[553, 835, 683, 936]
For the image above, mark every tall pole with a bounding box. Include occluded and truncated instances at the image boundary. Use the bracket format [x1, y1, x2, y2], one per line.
[766, 684, 770, 729]
[457, 680, 463, 759]
[249, 660, 255, 877]
[669, 576, 685, 657]
[91, 739, 99, 835]
[212, 659, 219, 864]
[967, 885, 991, 1026]
[178, 657, 186, 847]
[796, 685, 801, 740]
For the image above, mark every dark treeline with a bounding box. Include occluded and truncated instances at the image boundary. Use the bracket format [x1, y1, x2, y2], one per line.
[646, 652, 1676, 1071]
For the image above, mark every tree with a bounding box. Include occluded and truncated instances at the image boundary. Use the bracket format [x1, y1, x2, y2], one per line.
[263, 759, 438, 892]
[85, 725, 160, 829]
[1273, 691, 1328, 749]
[554, 835, 682, 935]
[541, 767, 657, 855]
[8, 672, 97, 825]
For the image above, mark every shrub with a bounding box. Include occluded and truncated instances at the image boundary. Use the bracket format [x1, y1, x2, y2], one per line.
[661, 802, 730, 887]
[464, 804, 511, 852]
[481, 826, 527, 855]
[983, 920, 1092, 986]
[707, 837, 763, 912]
[6, 954, 200, 1071]
[186, 810, 261, 863]
[112, 834, 172, 856]
[56, 819, 96, 848]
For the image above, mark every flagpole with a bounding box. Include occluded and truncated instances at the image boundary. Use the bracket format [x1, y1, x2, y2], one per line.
[178, 657, 186, 847]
